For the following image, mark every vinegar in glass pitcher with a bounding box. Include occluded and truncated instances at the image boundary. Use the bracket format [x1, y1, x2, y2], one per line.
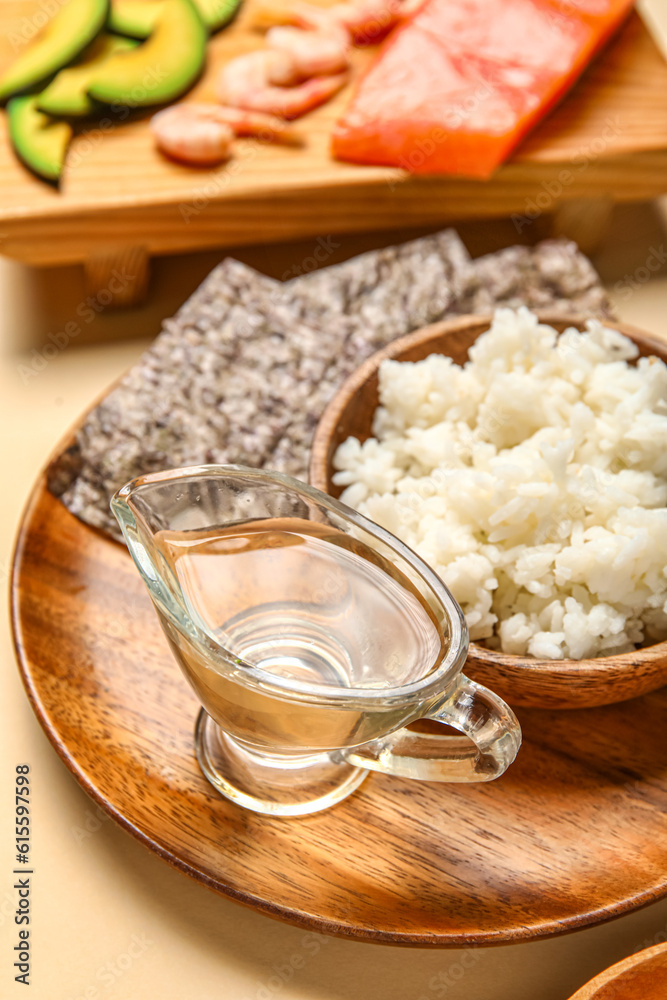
[157, 518, 446, 751]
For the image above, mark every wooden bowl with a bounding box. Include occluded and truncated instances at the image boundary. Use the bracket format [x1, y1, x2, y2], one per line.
[310, 313, 667, 710]
[567, 942, 667, 999]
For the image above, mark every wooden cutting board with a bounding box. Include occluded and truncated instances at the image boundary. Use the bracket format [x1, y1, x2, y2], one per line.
[0, 3, 665, 271]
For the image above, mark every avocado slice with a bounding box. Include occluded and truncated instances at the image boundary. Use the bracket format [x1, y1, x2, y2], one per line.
[108, 0, 163, 38]
[196, 0, 242, 31]
[0, 0, 109, 104]
[37, 35, 138, 116]
[8, 95, 72, 184]
[88, 0, 207, 107]
[110, 0, 241, 36]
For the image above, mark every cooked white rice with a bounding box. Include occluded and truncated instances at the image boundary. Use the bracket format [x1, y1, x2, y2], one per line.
[333, 307, 667, 659]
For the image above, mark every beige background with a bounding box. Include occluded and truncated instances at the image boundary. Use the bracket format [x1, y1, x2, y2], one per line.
[4, 197, 667, 1000]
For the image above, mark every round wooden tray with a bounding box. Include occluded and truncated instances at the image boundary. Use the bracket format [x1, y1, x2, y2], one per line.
[11, 472, 667, 946]
[568, 942, 667, 999]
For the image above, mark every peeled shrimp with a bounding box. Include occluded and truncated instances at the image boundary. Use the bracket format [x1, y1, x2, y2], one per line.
[217, 50, 348, 118]
[253, 0, 410, 43]
[199, 104, 304, 144]
[265, 25, 350, 78]
[150, 103, 302, 166]
[332, 0, 405, 42]
[150, 105, 234, 166]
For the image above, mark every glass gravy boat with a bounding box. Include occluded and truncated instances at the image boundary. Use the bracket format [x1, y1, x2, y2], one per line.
[111, 465, 521, 817]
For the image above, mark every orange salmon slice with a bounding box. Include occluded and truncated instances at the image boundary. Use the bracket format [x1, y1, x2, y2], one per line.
[331, 0, 634, 177]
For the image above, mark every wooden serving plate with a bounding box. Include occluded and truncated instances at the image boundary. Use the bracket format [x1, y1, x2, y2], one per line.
[11, 453, 667, 945]
[568, 942, 667, 999]
[0, 3, 666, 284]
[310, 314, 667, 711]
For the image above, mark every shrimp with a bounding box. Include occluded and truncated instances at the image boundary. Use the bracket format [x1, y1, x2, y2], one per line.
[150, 105, 234, 166]
[294, 0, 406, 43]
[217, 50, 348, 118]
[265, 25, 350, 78]
[251, 0, 412, 43]
[150, 103, 302, 166]
[208, 105, 304, 144]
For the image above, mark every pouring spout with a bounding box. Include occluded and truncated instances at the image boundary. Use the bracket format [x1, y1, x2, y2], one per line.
[110, 490, 161, 584]
[111, 466, 226, 538]
[109, 469, 214, 628]
[110, 464, 311, 631]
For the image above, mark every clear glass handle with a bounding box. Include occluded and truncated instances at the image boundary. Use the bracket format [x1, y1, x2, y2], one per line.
[343, 675, 521, 782]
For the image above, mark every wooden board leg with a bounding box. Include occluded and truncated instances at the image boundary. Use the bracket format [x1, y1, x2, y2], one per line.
[84, 246, 150, 308]
[551, 197, 615, 256]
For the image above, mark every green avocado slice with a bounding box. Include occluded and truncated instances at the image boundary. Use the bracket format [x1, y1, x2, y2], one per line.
[195, 0, 243, 31]
[108, 0, 163, 37]
[37, 35, 138, 116]
[0, 0, 109, 103]
[109, 0, 241, 36]
[8, 95, 72, 184]
[88, 0, 207, 107]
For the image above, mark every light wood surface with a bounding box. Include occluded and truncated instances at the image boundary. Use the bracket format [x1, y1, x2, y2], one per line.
[568, 942, 667, 999]
[10, 460, 667, 945]
[310, 314, 667, 711]
[0, 7, 666, 267]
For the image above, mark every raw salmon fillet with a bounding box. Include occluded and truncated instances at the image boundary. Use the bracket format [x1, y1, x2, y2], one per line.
[332, 0, 634, 177]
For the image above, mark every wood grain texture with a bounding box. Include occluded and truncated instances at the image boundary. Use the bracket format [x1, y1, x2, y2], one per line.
[11, 468, 667, 945]
[0, 7, 665, 265]
[568, 942, 667, 999]
[309, 314, 667, 711]
[83, 244, 150, 305]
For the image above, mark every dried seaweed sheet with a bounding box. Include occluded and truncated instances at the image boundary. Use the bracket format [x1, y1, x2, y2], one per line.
[49, 230, 612, 540]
